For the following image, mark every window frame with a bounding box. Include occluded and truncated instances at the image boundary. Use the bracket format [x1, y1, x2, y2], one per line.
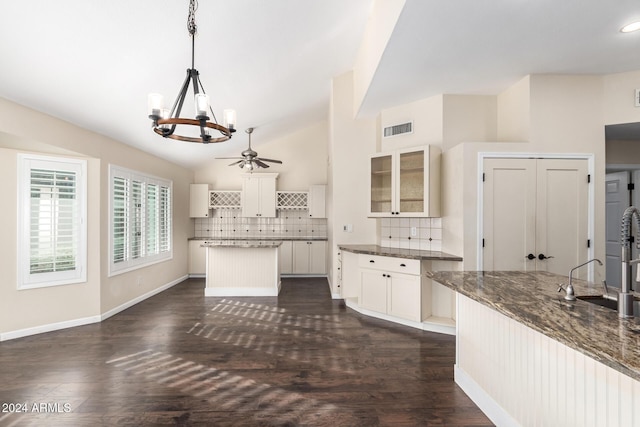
[108, 165, 173, 277]
[17, 154, 88, 290]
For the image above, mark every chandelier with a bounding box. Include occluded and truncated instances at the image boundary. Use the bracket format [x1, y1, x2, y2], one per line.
[147, 0, 236, 144]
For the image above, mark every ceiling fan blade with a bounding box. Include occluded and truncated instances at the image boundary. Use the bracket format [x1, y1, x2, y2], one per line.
[254, 159, 270, 168]
[216, 157, 244, 160]
[256, 157, 282, 164]
[228, 160, 243, 166]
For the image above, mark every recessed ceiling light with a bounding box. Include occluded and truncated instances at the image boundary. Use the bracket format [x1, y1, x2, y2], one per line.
[621, 21, 640, 33]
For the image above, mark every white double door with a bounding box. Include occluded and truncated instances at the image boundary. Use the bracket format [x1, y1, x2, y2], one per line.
[483, 158, 589, 278]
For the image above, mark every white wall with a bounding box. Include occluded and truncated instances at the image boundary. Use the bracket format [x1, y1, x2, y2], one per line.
[603, 70, 640, 126]
[328, 71, 378, 294]
[194, 121, 328, 191]
[0, 97, 193, 337]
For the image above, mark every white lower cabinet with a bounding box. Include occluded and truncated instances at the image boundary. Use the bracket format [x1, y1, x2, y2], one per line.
[360, 257, 423, 322]
[292, 241, 327, 274]
[342, 251, 456, 333]
[279, 240, 327, 275]
[188, 240, 207, 276]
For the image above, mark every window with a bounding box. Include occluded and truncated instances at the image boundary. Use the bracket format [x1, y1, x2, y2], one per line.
[109, 165, 172, 275]
[17, 154, 87, 289]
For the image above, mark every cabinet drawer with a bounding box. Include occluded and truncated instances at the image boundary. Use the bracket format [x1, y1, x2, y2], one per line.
[358, 254, 420, 275]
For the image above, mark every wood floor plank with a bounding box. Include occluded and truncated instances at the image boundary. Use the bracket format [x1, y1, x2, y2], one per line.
[0, 277, 493, 426]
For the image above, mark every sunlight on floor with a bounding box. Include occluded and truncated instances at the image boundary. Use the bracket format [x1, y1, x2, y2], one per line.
[106, 349, 346, 425]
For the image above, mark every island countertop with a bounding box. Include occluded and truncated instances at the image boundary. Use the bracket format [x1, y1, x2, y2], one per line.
[201, 240, 282, 248]
[339, 244, 462, 261]
[427, 270, 640, 381]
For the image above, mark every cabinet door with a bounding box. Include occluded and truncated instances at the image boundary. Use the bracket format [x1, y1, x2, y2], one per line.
[396, 146, 440, 217]
[360, 269, 387, 313]
[258, 176, 277, 217]
[369, 154, 394, 216]
[292, 241, 310, 274]
[189, 184, 211, 218]
[188, 240, 207, 275]
[241, 177, 261, 217]
[387, 272, 421, 322]
[308, 241, 327, 274]
[278, 240, 293, 274]
[242, 175, 277, 217]
[308, 185, 326, 218]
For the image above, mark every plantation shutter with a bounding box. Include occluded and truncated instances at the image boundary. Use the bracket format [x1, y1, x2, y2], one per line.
[109, 166, 173, 275]
[18, 155, 87, 289]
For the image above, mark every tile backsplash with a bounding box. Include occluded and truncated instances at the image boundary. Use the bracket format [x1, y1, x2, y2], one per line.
[194, 209, 327, 239]
[379, 217, 442, 251]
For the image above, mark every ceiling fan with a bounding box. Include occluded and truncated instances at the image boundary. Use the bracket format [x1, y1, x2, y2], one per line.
[216, 127, 282, 170]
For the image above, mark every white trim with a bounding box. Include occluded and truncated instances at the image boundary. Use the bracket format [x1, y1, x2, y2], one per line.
[280, 274, 328, 278]
[17, 153, 88, 290]
[344, 298, 456, 335]
[0, 315, 101, 342]
[454, 365, 521, 427]
[477, 152, 595, 279]
[188, 273, 205, 279]
[0, 275, 187, 342]
[100, 274, 187, 321]
[204, 286, 280, 297]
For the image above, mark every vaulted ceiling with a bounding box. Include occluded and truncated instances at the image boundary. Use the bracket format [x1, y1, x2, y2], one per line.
[2, 0, 640, 168]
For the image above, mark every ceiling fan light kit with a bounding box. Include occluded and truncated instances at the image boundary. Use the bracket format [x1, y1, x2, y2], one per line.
[216, 128, 282, 171]
[147, 0, 235, 144]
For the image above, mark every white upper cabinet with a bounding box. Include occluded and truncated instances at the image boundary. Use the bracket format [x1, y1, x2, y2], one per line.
[368, 145, 440, 217]
[190, 183, 211, 218]
[241, 173, 278, 217]
[308, 184, 326, 218]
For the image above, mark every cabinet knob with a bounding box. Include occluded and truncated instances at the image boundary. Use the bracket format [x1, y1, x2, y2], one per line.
[369, 260, 375, 263]
[400, 263, 406, 267]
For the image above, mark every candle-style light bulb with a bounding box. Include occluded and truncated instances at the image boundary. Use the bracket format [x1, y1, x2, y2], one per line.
[148, 93, 164, 118]
[195, 94, 209, 118]
[223, 109, 236, 131]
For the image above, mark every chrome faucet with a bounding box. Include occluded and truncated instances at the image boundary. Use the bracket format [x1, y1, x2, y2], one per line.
[620, 206, 640, 317]
[558, 258, 602, 301]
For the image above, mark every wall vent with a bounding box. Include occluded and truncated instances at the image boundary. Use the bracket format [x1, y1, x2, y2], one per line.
[383, 121, 413, 138]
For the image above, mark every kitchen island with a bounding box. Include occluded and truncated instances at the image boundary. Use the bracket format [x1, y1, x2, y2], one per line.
[428, 270, 640, 427]
[203, 240, 282, 297]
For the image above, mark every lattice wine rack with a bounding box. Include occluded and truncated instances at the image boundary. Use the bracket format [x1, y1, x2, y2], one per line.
[276, 191, 308, 209]
[209, 191, 242, 209]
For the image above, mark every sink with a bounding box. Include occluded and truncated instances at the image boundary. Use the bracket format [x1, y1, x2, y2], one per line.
[576, 295, 618, 310]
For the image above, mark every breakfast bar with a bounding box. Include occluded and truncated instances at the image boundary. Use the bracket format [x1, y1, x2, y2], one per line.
[203, 240, 282, 297]
[428, 270, 640, 426]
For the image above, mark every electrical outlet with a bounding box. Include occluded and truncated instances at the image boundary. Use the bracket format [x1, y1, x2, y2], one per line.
[635, 89, 640, 107]
[137, 276, 142, 286]
[411, 226, 417, 237]
[343, 224, 353, 232]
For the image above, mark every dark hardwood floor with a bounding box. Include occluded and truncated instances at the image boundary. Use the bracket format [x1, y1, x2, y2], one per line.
[0, 278, 493, 426]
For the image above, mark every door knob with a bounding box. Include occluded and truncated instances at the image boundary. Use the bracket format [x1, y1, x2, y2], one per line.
[538, 254, 554, 260]
[526, 253, 535, 260]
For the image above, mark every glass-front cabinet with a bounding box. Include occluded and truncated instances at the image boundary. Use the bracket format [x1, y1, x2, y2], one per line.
[368, 145, 440, 217]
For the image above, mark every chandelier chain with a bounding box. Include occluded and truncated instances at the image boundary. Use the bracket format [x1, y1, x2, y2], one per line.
[187, 0, 198, 36]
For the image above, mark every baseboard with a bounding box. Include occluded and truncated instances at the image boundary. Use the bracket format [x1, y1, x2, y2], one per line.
[188, 273, 205, 278]
[454, 365, 519, 427]
[280, 274, 328, 278]
[344, 299, 455, 335]
[204, 287, 279, 297]
[0, 315, 102, 342]
[0, 275, 188, 342]
[101, 275, 188, 321]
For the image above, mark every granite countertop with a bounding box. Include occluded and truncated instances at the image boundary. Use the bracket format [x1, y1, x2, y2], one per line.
[189, 237, 327, 241]
[427, 270, 640, 381]
[339, 244, 463, 261]
[201, 240, 282, 248]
